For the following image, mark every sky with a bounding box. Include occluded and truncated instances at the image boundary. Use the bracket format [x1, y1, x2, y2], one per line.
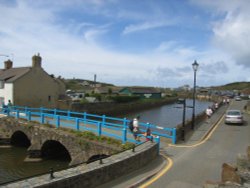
[0, 0, 249, 88]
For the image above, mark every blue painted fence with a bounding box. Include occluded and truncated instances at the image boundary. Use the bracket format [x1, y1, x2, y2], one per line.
[1, 106, 176, 144]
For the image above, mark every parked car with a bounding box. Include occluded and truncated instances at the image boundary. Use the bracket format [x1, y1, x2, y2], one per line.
[224, 110, 243, 125]
[235, 96, 241, 101]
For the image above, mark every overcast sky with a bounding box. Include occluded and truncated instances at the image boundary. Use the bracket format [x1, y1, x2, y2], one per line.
[0, 0, 249, 88]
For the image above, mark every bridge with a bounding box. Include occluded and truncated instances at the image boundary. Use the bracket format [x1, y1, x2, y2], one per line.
[1, 105, 176, 144]
[0, 106, 163, 187]
[0, 105, 177, 165]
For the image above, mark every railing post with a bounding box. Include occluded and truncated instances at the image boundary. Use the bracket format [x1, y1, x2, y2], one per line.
[102, 115, 106, 126]
[123, 118, 127, 128]
[76, 118, 80, 131]
[83, 112, 87, 125]
[54, 109, 57, 116]
[27, 111, 31, 121]
[56, 115, 60, 128]
[40, 113, 45, 124]
[67, 110, 71, 118]
[16, 110, 19, 119]
[155, 136, 160, 154]
[97, 122, 102, 136]
[25, 106, 28, 114]
[172, 128, 176, 144]
[122, 118, 127, 144]
[122, 128, 127, 144]
[40, 107, 44, 114]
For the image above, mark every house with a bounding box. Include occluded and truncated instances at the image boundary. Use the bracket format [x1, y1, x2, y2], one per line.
[119, 87, 162, 99]
[0, 54, 66, 108]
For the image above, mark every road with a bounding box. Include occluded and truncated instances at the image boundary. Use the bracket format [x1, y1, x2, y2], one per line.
[145, 99, 250, 188]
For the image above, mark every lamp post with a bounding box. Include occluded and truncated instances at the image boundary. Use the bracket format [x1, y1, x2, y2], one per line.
[191, 60, 199, 130]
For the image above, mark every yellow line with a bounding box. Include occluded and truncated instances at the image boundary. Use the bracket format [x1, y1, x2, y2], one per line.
[139, 108, 227, 187]
[168, 113, 225, 148]
[139, 154, 173, 188]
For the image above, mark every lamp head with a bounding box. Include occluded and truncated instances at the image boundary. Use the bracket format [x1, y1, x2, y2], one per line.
[192, 60, 199, 71]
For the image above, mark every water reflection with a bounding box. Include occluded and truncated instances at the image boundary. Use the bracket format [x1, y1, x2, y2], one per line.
[0, 147, 69, 184]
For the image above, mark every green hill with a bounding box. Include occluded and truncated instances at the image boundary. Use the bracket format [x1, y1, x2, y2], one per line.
[212, 82, 250, 91]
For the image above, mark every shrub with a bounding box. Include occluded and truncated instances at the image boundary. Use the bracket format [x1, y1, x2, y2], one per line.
[110, 95, 140, 103]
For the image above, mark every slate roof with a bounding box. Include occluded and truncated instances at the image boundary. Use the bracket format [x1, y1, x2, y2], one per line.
[0, 67, 31, 83]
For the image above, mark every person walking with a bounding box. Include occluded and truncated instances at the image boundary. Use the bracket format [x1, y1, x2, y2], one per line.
[144, 127, 153, 142]
[206, 107, 213, 123]
[132, 116, 141, 141]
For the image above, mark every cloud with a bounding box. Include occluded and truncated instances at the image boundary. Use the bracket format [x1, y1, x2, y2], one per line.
[191, 0, 250, 69]
[122, 21, 174, 35]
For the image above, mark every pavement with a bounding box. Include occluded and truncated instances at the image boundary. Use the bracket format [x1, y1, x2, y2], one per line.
[96, 103, 229, 188]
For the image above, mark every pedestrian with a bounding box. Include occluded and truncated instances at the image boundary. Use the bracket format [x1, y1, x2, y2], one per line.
[7, 100, 12, 107]
[215, 102, 219, 111]
[132, 116, 141, 141]
[205, 107, 213, 123]
[144, 127, 153, 142]
[226, 98, 230, 105]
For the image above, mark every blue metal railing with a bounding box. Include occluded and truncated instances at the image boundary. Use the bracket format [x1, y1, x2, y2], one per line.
[0, 106, 176, 144]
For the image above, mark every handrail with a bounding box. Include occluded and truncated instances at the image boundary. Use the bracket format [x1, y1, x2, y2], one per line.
[1, 105, 176, 144]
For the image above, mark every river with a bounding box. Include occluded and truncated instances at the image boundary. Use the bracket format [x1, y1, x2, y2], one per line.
[125, 99, 212, 128]
[0, 99, 212, 184]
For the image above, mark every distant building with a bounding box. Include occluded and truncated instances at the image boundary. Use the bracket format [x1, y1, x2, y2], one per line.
[0, 54, 66, 108]
[119, 87, 162, 99]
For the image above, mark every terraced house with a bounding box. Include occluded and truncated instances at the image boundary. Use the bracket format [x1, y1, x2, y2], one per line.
[0, 54, 65, 108]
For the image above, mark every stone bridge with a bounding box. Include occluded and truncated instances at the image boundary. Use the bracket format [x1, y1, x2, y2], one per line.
[0, 116, 120, 165]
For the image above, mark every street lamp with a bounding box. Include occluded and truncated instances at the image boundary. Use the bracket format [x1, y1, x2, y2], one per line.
[191, 60, 199, 130]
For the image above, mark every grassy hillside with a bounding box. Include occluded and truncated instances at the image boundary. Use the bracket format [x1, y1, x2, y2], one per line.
[212, 82, 250, 91]
[64, 79, 114, 90]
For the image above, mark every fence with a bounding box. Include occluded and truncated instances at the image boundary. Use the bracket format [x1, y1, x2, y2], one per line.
[1, 106, 176, 144]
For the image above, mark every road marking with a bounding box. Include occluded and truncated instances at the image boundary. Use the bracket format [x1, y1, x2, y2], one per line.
[168, 112, 225, 148]
[139, 107, 228, 187]
[139, 154, 173, 188]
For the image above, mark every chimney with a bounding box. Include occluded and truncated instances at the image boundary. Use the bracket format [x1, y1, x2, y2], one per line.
[32, 53, 42, 68]
[4, 60, 13, 69]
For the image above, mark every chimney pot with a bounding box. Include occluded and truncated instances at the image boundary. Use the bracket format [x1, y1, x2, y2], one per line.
[4, 60, 13, 69]
[32, 53, 42, 68]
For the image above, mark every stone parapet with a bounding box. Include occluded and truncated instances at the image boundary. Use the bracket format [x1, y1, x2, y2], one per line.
[3, 141, 158, 188]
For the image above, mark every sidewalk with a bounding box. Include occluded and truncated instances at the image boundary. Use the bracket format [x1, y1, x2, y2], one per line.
[97, 104, 229, 188]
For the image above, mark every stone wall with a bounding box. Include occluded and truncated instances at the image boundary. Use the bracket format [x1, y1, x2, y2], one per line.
[5, 141, 158, 188]
[58, 97, 178, 116]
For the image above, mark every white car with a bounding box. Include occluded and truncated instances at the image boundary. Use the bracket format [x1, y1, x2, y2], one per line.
[225, 110, 243, 125]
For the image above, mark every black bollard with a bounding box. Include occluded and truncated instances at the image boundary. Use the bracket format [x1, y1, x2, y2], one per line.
[50, 168, 55, 179]
[132, 145, 135, 152]
[99, 158, 103, 164]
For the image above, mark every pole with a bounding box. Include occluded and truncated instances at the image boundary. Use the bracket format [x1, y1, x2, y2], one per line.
[182, 99, 186, 141]
[192, 70, 197, 130]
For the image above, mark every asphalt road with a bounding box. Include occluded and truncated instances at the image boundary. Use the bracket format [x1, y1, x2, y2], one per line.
[146, 99, 250, 188]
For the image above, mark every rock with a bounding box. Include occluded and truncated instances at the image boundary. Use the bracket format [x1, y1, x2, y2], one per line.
[221, 163, 242, 184]
[237, 154, 249, 170]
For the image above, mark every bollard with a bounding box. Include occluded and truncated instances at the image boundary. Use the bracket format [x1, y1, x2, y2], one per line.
[50, 168, 55, 179]
[99, 158, 103, 164]
[132, 145, 135, 152]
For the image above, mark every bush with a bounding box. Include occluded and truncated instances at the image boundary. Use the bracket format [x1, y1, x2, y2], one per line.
[110, 95, 140, 103]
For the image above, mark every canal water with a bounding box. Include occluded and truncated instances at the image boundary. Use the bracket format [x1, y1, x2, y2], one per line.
[125, 99, 212, 128]
[0, 99, 212, 184]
